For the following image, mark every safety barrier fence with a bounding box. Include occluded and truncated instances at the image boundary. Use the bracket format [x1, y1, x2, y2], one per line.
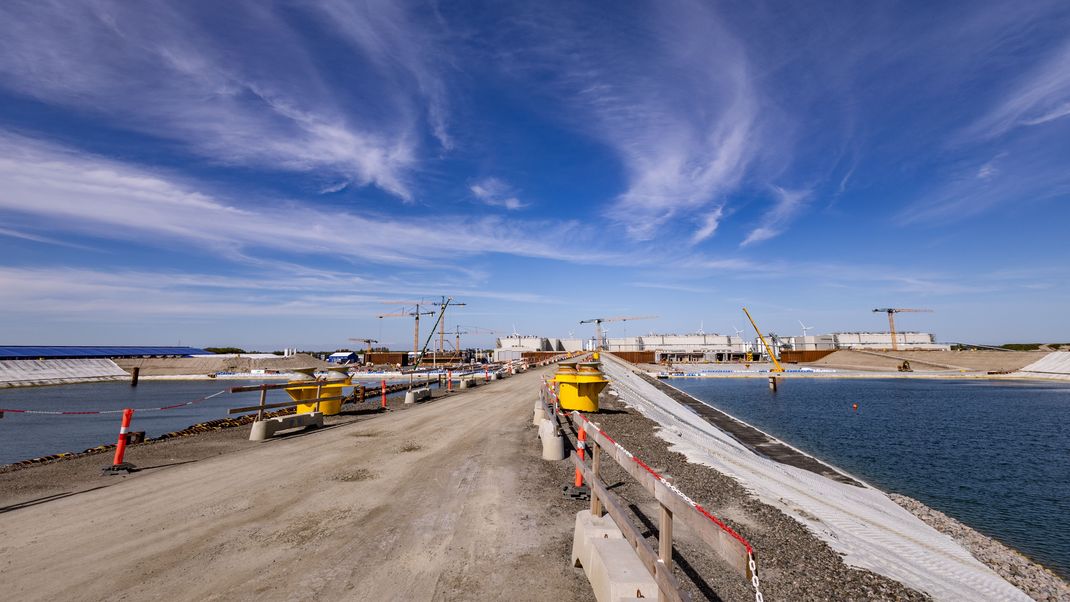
[537, 380, 763, 602]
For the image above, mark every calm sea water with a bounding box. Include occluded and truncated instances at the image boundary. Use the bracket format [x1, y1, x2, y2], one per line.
[0, 378, 411, 466]
[672, 378, 1070, 579]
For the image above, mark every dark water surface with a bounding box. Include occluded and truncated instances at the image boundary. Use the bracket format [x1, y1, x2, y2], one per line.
[672, 377, 1070, 578]
[0, 378, 404, 466]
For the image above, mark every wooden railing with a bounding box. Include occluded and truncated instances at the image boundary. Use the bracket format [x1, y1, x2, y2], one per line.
[538, 380, 755, 602]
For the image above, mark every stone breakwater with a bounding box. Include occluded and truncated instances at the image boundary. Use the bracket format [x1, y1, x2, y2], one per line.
[890, 494, 1070, 602]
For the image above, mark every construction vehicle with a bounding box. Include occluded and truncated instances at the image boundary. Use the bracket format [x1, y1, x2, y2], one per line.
[872, 308, 933, 351]
[742, 307, 784, 373]
[579, 315, 657, 350]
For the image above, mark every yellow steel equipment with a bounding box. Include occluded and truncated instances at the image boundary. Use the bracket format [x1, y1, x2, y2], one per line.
[742, 307, 784, 373]
[287, 367, 351, 416]
[554, 361, 608, 412]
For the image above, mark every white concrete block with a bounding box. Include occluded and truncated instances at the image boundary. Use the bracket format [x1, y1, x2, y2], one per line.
[249, 412, 323, 441]
[571, 510, 625, 570]
[585, 538, 659, 602]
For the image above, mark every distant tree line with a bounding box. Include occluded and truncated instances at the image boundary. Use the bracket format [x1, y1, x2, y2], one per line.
[204, 347, 247, 354]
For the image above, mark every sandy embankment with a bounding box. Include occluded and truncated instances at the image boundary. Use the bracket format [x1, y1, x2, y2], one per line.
[806, 349, 1049, 373]
[113, 353, 331, 377]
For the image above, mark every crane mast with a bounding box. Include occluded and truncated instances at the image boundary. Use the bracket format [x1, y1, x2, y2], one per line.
[872, 308, 933, 351]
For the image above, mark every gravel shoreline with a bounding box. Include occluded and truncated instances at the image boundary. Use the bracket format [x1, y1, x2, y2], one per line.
[890, 494, 1069, 602]
[566, 370, 1068, 601]
[551, 391, 930, 601]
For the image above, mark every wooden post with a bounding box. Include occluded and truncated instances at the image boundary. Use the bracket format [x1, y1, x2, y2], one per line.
[130, 366, 140, 387]
[659, 501, 674, 573]
[256, 386, 267, 421]
[314, 383, 323, 413]
[590, 441, 603, 517]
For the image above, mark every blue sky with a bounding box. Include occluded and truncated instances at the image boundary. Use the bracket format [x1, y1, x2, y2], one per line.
[1, 0, 1068, 350]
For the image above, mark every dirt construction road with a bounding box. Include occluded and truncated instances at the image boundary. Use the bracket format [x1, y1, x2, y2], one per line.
[0, 367, 591, 601]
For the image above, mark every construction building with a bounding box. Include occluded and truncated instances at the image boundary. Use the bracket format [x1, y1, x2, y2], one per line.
[598, 333, 756, 362]
[829, 332, 950, 351]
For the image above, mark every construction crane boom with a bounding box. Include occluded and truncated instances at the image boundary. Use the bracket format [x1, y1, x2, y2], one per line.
[742, 307, 784, 372]
[347, 338, 379, 354]
[435, 297, 466, 353]
[579, 315, 658, 350]
[378, 303, 435, 354]
[872, 308, 934, 351]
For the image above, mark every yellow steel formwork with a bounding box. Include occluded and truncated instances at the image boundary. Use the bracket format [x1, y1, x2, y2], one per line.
[553, 362, 608, 412]
[287, 368, 352, 416]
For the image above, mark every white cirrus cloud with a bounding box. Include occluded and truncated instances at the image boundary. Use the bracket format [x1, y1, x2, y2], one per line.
[741, 186, 811, 247]
[469, 177, 527, 210]
[0, 133, 596, 268]
[492, 0, 762, 242]
[963, 39, 1070, 140]
[0, 0, 429, 200]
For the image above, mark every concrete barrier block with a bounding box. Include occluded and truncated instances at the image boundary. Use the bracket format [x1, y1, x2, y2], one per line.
[533, 407, 543, 427]
[538, 419, 566, 461]
[404, 387, 432, 404]
[249, 412, 323, 441]
[571, 510, 625, 570]
[585, 538, 659, 602]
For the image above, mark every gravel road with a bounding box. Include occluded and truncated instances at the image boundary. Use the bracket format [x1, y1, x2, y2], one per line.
[0, 367, 592, 601]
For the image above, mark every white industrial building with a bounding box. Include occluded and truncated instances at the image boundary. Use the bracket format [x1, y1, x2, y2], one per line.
[601, 333, 758, 362]
[782, 335, 837, 351]
[492, 335, 550, 362]
[829, 332, 950, 351]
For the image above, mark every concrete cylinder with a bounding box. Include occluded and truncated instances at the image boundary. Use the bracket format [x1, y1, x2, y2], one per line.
[405, 390, 416, 404]
[539, 420, 566, 461]
[533, 407, 543, 426]
[459, 379, 469, 390]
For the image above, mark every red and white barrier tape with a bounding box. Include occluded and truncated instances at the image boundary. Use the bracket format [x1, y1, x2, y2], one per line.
[0, 390, 227, 416]
[575, 411, 764, 601]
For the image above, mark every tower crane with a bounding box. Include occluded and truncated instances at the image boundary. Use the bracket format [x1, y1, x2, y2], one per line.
[579, 315, 657, 350]
[378, 302, 435, 354]
[434, 296, 466, 353]
[347, 338, 378, 354]
[872, 308, 933, 351]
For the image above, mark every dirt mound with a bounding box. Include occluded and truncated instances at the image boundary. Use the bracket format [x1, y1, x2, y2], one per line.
[114, 353, 330, 376]
[807, 350, 1048, 372]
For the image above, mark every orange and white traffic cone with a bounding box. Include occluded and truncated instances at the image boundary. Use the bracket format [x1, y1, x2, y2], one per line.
[381, 379, 387, 409]
[575, 427, 586, 487]
[103, 408, 137, 474]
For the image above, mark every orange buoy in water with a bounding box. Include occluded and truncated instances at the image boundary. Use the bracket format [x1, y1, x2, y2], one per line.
[852, 403, 859, 411]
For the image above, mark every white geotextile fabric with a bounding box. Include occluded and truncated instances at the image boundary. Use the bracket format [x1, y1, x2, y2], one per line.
[1015, 351, 1070, 380]
[0, 359, 128, 387]
[600, 356, 1030, 602]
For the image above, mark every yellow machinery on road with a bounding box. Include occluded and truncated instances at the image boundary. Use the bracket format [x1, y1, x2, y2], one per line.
[554, 361, 608, 412]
